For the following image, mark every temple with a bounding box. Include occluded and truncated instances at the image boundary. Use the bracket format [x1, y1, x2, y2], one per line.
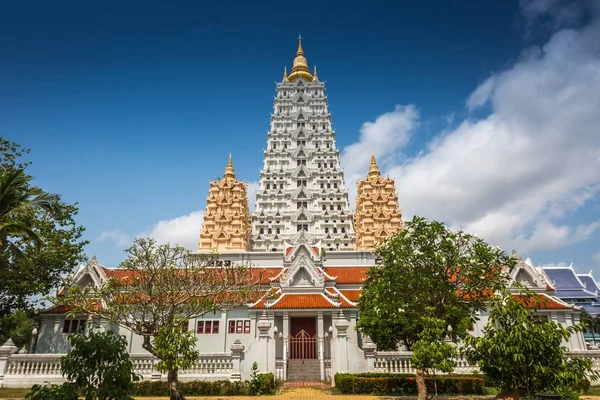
[4, 37, 594, 389]
[354, 153, 403, 249]
[198, 155, 251, 252]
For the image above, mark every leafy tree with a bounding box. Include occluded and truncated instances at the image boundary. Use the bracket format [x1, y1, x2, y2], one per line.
[59, 238, 261, 400]
[153, 324, 199, 400]
[463, 288, 599, 399]
[357, 216, 514, 400]
[580, 310, 600, 346]
[27, 328, 138, 400]
[0, 137, 88, 316]
[411, 315, 457, 399]
[0, 310, 33, 349]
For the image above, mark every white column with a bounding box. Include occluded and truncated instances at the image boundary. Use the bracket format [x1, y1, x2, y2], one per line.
[230, 339, 245, 381]
[362, 335, 377, 372]
[256, 312, 271, 372]
[317, 311, 324, 380]
[0, 339, 18, 386]
[335, 311, 349, 374]
[282, 312, 289, 379]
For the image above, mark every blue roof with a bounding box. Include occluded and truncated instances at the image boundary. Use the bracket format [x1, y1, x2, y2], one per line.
[578, 275, 600, 293]
[581, 304, 600, 315]
[543, 268, 584, 289]
[555, 289, 597, 299]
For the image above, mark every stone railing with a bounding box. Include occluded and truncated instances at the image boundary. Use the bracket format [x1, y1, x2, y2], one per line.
[373, 350, 600, 375]
[1, 343, 235, 388]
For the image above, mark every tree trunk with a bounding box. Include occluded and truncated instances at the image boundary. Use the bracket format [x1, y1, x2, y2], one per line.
[416, 369, 427, 400]
[168, 368, 185, 400]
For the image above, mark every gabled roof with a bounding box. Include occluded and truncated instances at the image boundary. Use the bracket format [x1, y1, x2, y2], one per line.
[578, 274, 600, 293]
[513, 293, 578, 310]
[543, 267, 586, 289]
[323, 267, 369, 284]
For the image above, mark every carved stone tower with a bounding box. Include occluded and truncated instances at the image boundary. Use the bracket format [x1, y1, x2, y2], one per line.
[354, 153, 403, 249]
[251, 36, 354, 252]
[198, 155, 251, 252]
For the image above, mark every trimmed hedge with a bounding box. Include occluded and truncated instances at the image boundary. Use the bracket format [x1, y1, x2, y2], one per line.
[132, 374, 277, 396]
[334, 373, 485, 395]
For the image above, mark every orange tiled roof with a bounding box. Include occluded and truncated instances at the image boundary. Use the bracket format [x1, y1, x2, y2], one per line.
[101, 266, 282, 286]
[323, 267, 371, 284]
[339, 290, 360, 302]
[513, 293, 574, 310]
[40, 304, 74, 314]
[250, 293, 354, 309]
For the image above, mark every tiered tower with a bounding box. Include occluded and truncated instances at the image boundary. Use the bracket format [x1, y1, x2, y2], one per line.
[354, 153, 403, 249]
[251, 36, 354, 252]
[198, 155, 251, 252]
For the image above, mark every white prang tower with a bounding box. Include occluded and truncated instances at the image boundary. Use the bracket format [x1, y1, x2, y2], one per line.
[251, 36, 355, 252]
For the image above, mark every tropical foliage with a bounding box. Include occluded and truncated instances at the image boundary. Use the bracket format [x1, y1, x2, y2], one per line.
[0, 138, 87, 339]
[357, 216, 515, 400]
[463, 287, 599, 399]
[27, 329, 138, 400]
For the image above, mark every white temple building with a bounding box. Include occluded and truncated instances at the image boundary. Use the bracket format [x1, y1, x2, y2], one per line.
[0, 37, 592, 388]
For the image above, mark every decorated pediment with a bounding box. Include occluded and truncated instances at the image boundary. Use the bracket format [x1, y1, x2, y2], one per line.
[281, 244, 324, 289]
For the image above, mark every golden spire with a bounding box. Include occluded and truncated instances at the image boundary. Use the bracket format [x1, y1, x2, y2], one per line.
[368, 151, 381, 180]
[224, 153, 236, 181]
[283, 66, 288, 81]
[288, 34, 313, 82]
[313, 65, 318, 80]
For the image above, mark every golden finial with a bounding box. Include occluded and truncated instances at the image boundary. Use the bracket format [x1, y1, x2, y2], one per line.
[288, 34, 313, 82]
[297, 34, 304, 56]
[283, 66, 288, 81]
[313, 65, 318, 80]
[368, 151, 380, 180]
[224, 153, 236, 181]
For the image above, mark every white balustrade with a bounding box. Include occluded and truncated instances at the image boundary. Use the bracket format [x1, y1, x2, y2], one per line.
[1, 353, 235, 388]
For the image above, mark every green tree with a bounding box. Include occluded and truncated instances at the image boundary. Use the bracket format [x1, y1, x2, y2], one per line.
[463, 288, 599, 399]
[59, 238, 261, 400]
[153, 324, 199, 400]
[0, 138, 88, 316]
[357, 216, 514, 400]
[411, 315, 457, 399]
[0, 310, 33, 349]
[27, 328, 138, 400]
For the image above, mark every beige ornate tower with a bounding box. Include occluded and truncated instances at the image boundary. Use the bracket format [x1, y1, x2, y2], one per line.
[198, 155, 251, 252]
[354, 153, 403, 249]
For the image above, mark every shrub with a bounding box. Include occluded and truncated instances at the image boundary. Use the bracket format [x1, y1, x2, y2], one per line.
[334, 373, 485, 395]
[131, 378, 277, 397]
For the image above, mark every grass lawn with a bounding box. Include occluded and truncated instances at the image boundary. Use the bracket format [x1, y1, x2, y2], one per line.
[0, 388, 29, 399]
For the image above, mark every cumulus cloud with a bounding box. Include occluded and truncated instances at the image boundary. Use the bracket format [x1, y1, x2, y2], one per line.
[541, 262, 571, 269]
[141, 210, 205, 251]
[340, 105, 418, 206]
[341, 2, 600, 255]
[96, 230, 131, 247]
[246, 181, 259, 212]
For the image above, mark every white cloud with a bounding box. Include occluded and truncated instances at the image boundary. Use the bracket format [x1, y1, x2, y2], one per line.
[96, 230, 131, 247]
[142, 210, 204, 251]
[541, 262, 570, 269]
[343, 5, 600, 255]
[340, 105, 419, 207]
[246, 181, 259, 212]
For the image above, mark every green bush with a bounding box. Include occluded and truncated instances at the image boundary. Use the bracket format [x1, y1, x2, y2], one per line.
[26, 383, 78, 400]
[334, 373, 485, 395]
[131, 377, 276, 397]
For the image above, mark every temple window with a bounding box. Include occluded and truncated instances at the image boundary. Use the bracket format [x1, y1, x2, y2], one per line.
[229, 320, 251, 334]
[197, 320, 219, 334]
[62, 319, 86, 334]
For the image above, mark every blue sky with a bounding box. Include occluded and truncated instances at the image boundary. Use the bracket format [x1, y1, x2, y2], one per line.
[2, 1, 599, 274]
